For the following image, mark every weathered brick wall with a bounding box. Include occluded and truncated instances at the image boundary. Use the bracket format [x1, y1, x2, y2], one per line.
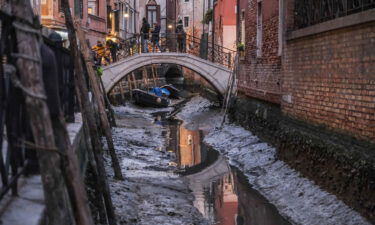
[282, 22, 375, 142]
[238, 0, 281, 104]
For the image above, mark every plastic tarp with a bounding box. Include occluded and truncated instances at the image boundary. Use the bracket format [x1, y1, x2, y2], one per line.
[152, 87, 170, 97]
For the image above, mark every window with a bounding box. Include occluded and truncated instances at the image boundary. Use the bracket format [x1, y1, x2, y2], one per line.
[88, 0, 99, 16]
[74, 0, 83, 18]
[57, 0, 63, 12]
[146, 5, 160, 25]
[129, 10, 134, 33]
[256, 1, 262, 57]
[123, 6, 128, 31]
[184, 16, 189, 27]
[241, 10, 245, 44]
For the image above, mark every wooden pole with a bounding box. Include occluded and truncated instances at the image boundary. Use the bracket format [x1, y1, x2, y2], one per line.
[61, 1, 118, 224]
[143, 67, 149, 90]
[127, 75, 133, 100]
[10, 1, 75, 225]
[81, 119, 107, 224]
[151, 65, 157, 87]
[98, 76, 117, 127]
[131, 72, 137, 89]
[119, 80, 125, 103]
[74, 20, 123, 181]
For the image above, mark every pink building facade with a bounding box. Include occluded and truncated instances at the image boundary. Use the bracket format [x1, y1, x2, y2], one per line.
[213, 0, 237, 51]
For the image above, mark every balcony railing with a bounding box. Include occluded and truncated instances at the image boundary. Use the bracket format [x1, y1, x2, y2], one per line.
[294, 0, 375, 29]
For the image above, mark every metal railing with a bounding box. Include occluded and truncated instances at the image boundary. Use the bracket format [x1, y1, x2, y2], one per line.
[44, 37, 76, 123]
[294, 0, 375, 29]
[114, 33, 236, 69]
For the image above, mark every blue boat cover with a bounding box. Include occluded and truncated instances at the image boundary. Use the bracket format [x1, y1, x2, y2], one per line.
[161, 88, 171, 96]
[152, 87, 170, 97]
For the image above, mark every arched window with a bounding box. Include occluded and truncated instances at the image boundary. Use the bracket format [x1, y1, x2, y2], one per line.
[146, 0, 160, 25]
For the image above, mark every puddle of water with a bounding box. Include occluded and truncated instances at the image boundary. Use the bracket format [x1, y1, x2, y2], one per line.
[160, 115, 291, 225]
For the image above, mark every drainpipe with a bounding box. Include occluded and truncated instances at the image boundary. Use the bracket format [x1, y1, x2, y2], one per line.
[175, 0, 177, 28]
[236, 0, 240, 43]
[192, 0, 195, 37]
[202, 0, 206, 34]
[134, 0, 137, 34]
[212, 1, 215, 62]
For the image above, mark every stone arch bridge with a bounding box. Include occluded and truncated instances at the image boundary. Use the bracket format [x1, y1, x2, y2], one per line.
[102, 53, 232, 95]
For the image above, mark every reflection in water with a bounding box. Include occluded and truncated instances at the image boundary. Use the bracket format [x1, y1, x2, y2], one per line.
[179, 127, 203, 167]
[165, 117, 291, 225]
[166, 119, 209, 168]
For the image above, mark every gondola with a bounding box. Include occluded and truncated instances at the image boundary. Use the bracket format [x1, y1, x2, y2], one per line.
[133, 89, 170, 108]
[160, 84, 180, 99]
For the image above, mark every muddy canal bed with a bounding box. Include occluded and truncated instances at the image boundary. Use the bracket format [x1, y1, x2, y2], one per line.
[103, 96, 371, 225]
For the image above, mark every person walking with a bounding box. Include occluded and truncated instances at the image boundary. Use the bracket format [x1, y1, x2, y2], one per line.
[176, 20, 186, 53]
[107, 39, 118, 62]
[151, 23, 161, 52]
[140, 17, 150, 53]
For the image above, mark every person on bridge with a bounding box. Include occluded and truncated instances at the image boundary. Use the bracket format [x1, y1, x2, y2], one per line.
[176, 20, 186, 53]
[152, 22, 161, 52]
[92, 41, 110, 65]
[141, 17, 150, 53]
[107, 39, 118, 62]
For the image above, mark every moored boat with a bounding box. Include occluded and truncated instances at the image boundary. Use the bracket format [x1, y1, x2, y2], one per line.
[161, 84, 180, 99]
[133, 89, 170, 108]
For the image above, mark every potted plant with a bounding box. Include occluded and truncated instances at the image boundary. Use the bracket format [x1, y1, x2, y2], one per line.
[237, 43, 245, 59]
[202, 9, 213, 24]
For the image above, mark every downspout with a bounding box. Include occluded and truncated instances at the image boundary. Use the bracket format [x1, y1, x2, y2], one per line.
[212, 1, 215, 62]
[202, 0, 206, 34]
[192, 0, 195, 37]
[134, 0, 137, 34]
[236, 0, 240, 43]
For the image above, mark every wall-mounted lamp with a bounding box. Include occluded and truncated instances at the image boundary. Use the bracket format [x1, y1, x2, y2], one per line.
[168, 24, 173, 29]
[124, 13, 129, 18]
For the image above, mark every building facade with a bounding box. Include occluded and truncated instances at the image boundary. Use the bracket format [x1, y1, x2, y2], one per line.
[177, 0, 208, 38]
[213, 0, 237, 51]
[137, 0, 168, 35]
[40, 0, 107, 46]
[282, 0, 375, 143]
[105, 0, 138, 41]
[40, 0, 139, 47]
[236, 0, 281, 104]
[232, 0, 375, 222]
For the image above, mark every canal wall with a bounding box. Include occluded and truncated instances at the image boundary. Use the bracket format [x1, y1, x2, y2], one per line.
[183, 69, 222, 103]
[228, 95, 375, 222]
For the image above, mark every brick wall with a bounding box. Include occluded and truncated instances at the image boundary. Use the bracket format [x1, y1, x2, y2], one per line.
[282, 21, 375, 143]
[238, 0, 281, 104]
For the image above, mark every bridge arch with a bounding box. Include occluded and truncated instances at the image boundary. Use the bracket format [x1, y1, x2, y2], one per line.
[102, 53, 231, 95]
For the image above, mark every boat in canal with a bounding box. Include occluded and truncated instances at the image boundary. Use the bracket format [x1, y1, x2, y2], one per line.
[161, 84, 180, 99]
[133, 89, 170, 108]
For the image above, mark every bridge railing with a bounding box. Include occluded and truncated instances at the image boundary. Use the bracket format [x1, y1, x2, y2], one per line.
[115, 33, 236, 69]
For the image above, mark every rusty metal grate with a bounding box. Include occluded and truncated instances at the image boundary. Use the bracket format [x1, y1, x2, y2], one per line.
[294, 0, 375, 29]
